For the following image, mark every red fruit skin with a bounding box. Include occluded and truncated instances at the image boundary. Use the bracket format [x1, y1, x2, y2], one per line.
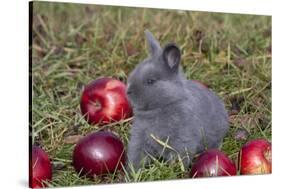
[190, 149, 237, 178]
[239, 139, 272, 175]
[80, 77, 132, 125]
[192, 80, 209, 88]
[29, 146, 52, 188]
[73, 131, 126, 177]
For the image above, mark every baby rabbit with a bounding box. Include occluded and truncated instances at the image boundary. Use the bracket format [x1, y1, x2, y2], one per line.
[126, 30, 229, 170]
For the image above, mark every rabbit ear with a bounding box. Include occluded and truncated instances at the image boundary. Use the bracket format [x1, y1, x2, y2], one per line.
[162, 43, 181, 70]
[145, 30, 161, 55]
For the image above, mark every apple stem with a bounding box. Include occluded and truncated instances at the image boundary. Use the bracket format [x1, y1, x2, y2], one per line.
[90, 100, 102, 110]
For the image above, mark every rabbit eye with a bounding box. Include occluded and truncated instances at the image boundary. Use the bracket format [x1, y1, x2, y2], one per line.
[146, 79, 156, 85]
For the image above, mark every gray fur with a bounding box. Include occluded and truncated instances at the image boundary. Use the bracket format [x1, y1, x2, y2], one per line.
[126, 30, 229, 170]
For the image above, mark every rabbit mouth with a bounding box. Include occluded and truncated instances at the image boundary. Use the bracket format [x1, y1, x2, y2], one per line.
[135, 97, 188, 113]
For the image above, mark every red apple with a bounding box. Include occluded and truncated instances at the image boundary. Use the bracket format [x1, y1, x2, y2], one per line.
[72, 131, 126, 177]
[192, 80, 209, 88]
[190, 149, 237, 178]
[238, 139, 271, 175]
[80, 77, 132, 125]
[30, 146, 52, 188]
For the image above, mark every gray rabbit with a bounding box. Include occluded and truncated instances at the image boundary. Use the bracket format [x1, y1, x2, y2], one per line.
[126, 30, 229, 170]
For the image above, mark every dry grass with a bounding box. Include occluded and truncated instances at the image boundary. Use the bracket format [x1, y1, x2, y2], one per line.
[31, 1, 271, 187]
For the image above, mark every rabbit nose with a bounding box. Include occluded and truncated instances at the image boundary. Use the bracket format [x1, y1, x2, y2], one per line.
[127, 90, 132, 95]
[126, 83, 132, 95]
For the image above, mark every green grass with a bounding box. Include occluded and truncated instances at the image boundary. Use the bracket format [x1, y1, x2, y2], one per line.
[31, 1, 272, 187]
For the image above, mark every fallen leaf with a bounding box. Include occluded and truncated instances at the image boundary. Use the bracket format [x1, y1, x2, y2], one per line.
[228, 96, 245, 116]
[229, 113, 262, 129]
[193, 29, 205, 42]
[75, 33, 87, 46]
[125, 42, 138, 56]
[64, 135, 84, 144]
[233, 128, 249, 141]
[233, 57, 248, 68]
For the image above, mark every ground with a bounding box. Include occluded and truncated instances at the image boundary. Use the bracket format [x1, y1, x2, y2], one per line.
[31, 1, 272, 187]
